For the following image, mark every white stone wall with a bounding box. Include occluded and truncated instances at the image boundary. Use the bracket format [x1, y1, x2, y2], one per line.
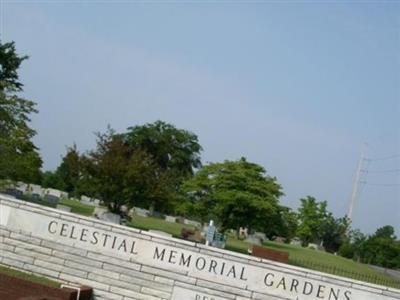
[0, 195, 399, 300]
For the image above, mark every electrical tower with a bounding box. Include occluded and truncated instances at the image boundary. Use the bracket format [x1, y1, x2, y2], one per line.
[347, 143, 367, 222]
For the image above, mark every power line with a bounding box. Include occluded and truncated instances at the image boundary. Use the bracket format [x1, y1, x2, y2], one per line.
[367, 154, 400, 162]
[361, 169, 400, 174]
[348, 144, 367, 221]
[363, 182, 400, 187]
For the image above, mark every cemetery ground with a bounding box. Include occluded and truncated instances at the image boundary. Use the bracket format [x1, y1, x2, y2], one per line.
[8, 195, 400, 289]
[129, 214, 400, 289]
[21, 195, 95, 216]
[128, 214, 196, 237]
[0, 264, 60, 288]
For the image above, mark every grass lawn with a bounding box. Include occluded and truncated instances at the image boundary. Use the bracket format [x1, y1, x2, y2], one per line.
[8, 195, 399, 289]
[128, 214, 195, 237]
[126, 216, 400, 288]
[59, 198, 95, 216]
[226, 237, 400, 288]
[126, 217, 400, 289]
[0, 264, 60, 288]
[19, 195, 95, 217]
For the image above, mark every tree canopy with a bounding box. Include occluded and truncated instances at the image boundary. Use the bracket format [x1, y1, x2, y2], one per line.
[296, 196, 349, 252]
[71, 122, 202, 214]
[182, 157, 284, 235]
[124, 120, 202, 182]
[0, 41, 42, 184]
[340, 225, 400, 268]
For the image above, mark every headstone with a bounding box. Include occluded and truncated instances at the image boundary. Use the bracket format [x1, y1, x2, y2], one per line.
[165, 215, 177, 223]
[274, 236, 286, 243]
[148, 230, 173, 238]
[44, 188, 62, 199]
[56, 204, 71, 212]
[99, 212, 121, 224]
[206, 221, 216, 246]
[93, 206, 108, 217]
[5, 188, 23, 199]
[15, 182, 28, 193]
[80, 195, 100, 206]
[151, 211, 164, 219]
[239, 227, 248, 238]
[183, 219, 201, 228]
[29, 184, 44, 197]
[81, 195, 91, 202]
[253, 232, 267, 242]
[31, 193, 41, 201]
[308, 243, 318, 250]
[44, 194, 59, 205]
[211, 232, 226, 249]
[290, 237, 301, 246]
[133, 207, 149, 217]
[245, 235, 262, 245]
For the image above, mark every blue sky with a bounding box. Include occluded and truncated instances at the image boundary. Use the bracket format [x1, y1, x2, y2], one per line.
[2, 1, 399, 235]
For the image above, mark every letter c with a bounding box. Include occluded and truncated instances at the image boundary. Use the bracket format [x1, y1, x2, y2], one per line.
[48, 221, 58, 234]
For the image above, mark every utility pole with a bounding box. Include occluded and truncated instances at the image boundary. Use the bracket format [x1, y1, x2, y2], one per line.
[348, 143, 367, 221]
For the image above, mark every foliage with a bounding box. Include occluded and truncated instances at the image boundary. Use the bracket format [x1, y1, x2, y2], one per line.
[53, 144, 81, 195]
[50, 121, 203, 215]
[296, 196, 328, 246]
[320, 216, 350, 253]
[296, 196, 349, 252]
[361, 226, 399, 268]
[40, 145, 84, 195]
[41, 170, 64, 190]
[79, 127, 175, 214]
[124, 211, 399, 288]
[124, 120, 202, 183]
[339, 226, 400, 269]
[274, 206, 298, 242]
[182, 157, 284, 235]
[0, 41, 27, 92]
[0, 41, 42, 183]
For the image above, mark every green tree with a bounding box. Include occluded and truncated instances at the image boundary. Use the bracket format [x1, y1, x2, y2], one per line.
[296, 196, 328, 246]
[124, 120, 202, 181]
[123, 120, 202, 211]
[55, 144, 81, 195]
[275, 207, 298, 242]
[374, 225, 396, 240]
[0, 41, 42, 184]
[320, 215, 350, 253]
[41, 170, 64, 190]
[361, 226, 399, 268]
[81, 128, 174, 214]
[182, 158, 284, 235]
[339, 226, 400, 268]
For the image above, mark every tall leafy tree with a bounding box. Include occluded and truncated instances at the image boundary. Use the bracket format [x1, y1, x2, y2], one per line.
[320, 215, 350, 253]
[361, 226, 399, 268]
[0, 41, 42, 184]
[182, 157, 284, 235]
[124, 120, 202, 182]
[297, 196, 349, 251]
[122, 120, 202, 212]
[296, 196, 329, 246]
[55, 144, 81, 195]
[41, 170, 65, 190]
[81, 128, 175, 214]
